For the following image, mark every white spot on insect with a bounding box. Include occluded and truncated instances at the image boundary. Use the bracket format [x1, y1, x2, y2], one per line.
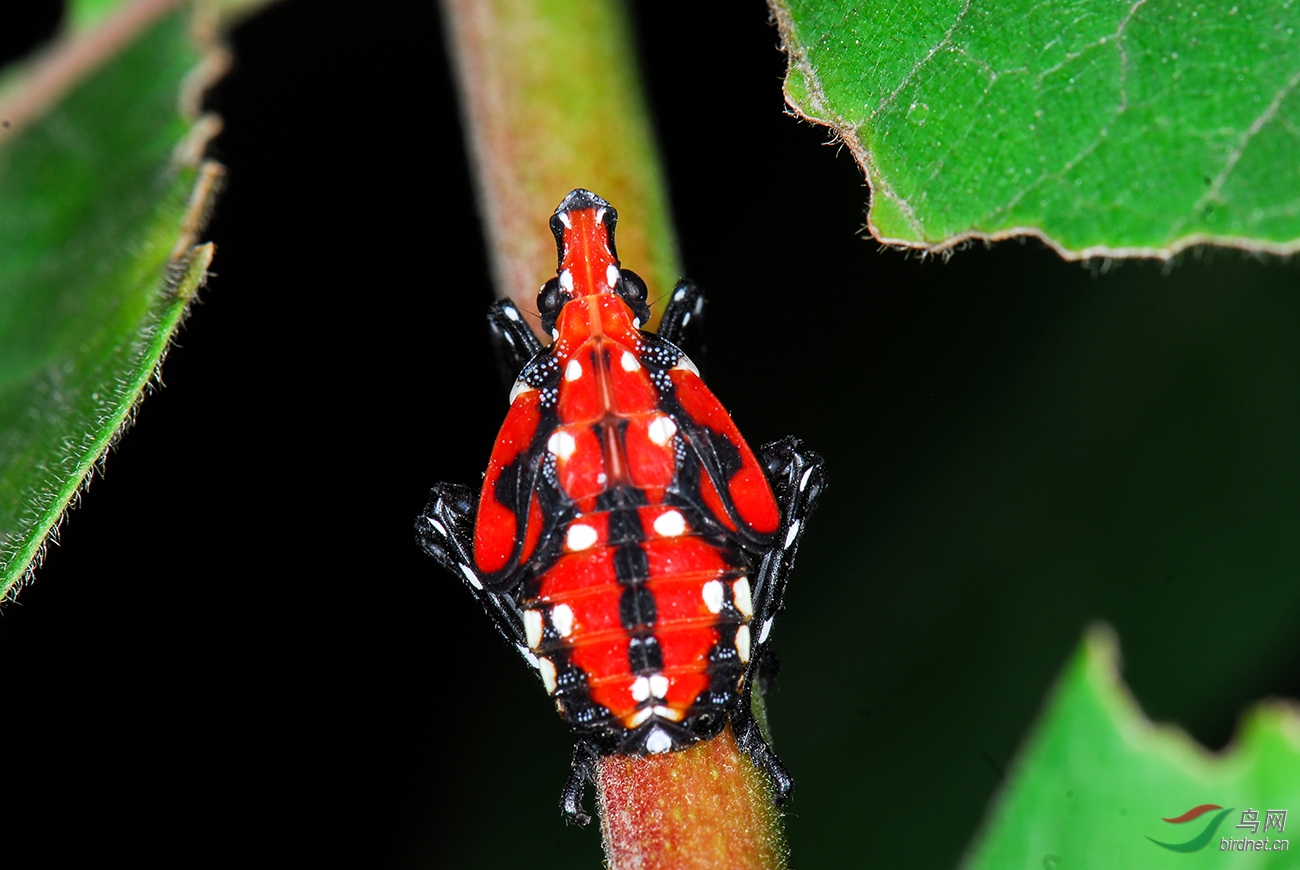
[673, 354, 700, 377]
[732, 577, 753, 618]
[647, 415, 676, 447]
[459, 563, 482, 590]
[596, 472, 607, 485]
[503, 305, 521, 322]
[426, 516, 446, 536]
[508, 379, 535, 404]
[631, 676, 651, 702]
[633, 317, 641, 329]
[565, 359, 583, 382]
[551, 603, 574, 637]
[594, 207, 606, 223]
[653, 510, 686, 537]
[701, 580, 724, 614]
[547, 430, 577, 460]
[735, 624, 751, 663]
[524, 610, 544, 649]
[673, 287, 688, 302]
[559, 269, 574, 292]
[566, 523, 598, 551]
[620, 350, 640, 372]
[800, 467, 814, 492]
[551, 328, 559, 341]
[628, 707, 653, 727]
[606, 263, 620, 287]
[642, 728, 665, 754]
[649, 674, 669, 699]
[653, 705, 682, 722]
[645, 727, 672, 754]
[558, 212, 572, 229]
[758, 618, 773, 644]
[517, 644, 539, 667]
[537, 657, 558, 694]
[681, 312, 692, 327]
[784, 519, 801, 549]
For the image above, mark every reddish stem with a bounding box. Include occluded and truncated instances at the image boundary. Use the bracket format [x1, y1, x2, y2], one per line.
[598, 724, 789, 870]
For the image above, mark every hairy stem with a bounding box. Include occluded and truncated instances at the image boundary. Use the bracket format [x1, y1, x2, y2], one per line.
[442, 0, 679, 337]
[599, 723, 790, 870]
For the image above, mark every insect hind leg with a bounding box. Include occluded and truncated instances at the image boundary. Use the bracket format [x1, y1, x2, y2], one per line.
[750, 437, 826, 627]
[560, 739, 601, 826]
[730, 687, 795, 804]
[415, 482, 526, 647]
[729, 436, 826, 800]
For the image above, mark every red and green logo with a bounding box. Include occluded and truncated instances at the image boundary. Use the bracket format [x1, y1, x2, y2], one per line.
[1148, 804, 1234, 852]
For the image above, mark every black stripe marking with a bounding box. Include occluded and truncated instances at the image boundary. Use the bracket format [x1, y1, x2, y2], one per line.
[607, 504, 644, 547]
[628, 635, 664, 673]
[619, 584, 657, 629]
[613, 543, 649, 585]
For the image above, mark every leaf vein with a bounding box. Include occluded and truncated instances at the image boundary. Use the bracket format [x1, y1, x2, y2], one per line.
[868, 0, 972, 122]
[1176, 63, 1300, 234]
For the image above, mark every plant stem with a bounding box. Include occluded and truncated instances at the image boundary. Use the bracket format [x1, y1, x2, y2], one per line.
[599, 723, 790, 870]
[442, 0, 680, 337]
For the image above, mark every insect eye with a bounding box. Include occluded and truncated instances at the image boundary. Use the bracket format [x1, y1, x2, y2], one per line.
[616, 269, 652, 325]
[537, 277, 567, 331]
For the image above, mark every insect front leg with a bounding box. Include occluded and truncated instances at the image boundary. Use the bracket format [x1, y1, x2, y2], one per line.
[415, 482, 526, 649]
[655, 280, 707, 366]
[487, 299, 544, 394]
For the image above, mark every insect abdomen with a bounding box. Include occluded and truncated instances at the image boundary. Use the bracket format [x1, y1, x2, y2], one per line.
[522, 502, 753, 750]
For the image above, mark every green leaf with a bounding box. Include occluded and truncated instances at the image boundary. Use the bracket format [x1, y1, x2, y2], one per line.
[0, 3, 228, 598]
[963, 626, 1300, 868]
[772, 0, 1300, 257]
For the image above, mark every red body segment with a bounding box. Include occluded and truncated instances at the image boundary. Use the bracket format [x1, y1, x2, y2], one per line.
[473, 389, 541, 573]
[670, 369, 780, 535]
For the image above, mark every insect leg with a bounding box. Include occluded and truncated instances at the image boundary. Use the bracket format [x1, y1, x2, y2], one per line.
[655, 280, 707, 366]
[560, 738, 600, 826]
[487, 299, 544, 393]
[730, 689, 795, 803]
[730, 437, 826, 801]
[748, 437, 826, 641]
[415, 482, 526, 648]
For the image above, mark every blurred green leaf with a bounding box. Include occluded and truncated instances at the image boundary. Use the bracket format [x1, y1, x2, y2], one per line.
[0, 2, 232, 598]
[963, 626, 1300, 868]
[773, 0, 1300, 257]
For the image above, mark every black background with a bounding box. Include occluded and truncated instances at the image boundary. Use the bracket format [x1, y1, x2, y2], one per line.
[3, 2, 1299, 867]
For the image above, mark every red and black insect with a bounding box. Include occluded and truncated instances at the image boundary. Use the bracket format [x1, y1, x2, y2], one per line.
[416, 190, 824, 824]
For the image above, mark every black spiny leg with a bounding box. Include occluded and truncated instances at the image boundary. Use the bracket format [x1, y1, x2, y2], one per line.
[731, 436, 827, 802]
[560, 739, 601, 826]
[415, 482, 526, 649]
[750, 437, 827, 627]
[656, 280, 707, 367]
[730, 685, 795, 802]
[487, 299, 544, 395]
